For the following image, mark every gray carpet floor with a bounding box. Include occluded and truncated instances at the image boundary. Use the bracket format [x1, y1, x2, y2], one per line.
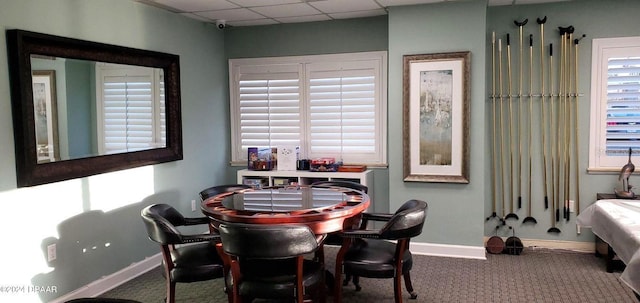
[100, 246, 638, 303]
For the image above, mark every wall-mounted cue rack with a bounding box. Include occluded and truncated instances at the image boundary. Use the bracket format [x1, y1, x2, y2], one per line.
[486, 16, 587, 235]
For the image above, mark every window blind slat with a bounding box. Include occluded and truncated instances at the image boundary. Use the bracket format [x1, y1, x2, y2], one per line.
[308, 70, 377, 159]
[98, 67, 165, 154]
[604, 54, 640, 160]
[237, 73, 301, 150]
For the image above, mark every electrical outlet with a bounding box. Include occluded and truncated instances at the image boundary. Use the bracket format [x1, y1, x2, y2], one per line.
[568, 199, 575, 213]
[191, 199, 197, 212]
[47, 244, 56, 262]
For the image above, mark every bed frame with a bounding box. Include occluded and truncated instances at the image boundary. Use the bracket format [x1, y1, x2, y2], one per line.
[577, 195, 640, 299]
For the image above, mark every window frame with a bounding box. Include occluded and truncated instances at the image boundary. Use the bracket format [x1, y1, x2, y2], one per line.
[589, 36, 640, 172]
[229, 51, 388, 166]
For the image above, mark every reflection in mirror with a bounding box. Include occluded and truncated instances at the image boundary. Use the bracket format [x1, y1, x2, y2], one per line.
[30, 56, 167, 163]
[7, 29, 182, 187]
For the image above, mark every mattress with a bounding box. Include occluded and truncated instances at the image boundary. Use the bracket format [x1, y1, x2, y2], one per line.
[577, 199, 640, 294]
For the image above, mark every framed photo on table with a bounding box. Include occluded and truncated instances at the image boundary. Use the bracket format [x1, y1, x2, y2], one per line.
[402, 51, 470, 183]
[32, 70, 60, 163]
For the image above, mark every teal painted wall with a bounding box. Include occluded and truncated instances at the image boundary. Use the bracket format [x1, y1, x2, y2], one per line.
[224, 16, 390, 213]
[1, 0, 639, 301]
[224, 16, 388, 58]
[485, 0, 640, 242]
[65, 60, 94, 159]
[0, 0, 227, 302]
[388, 1, 488, 246]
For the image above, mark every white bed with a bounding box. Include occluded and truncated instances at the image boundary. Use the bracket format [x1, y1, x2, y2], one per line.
[577, 199, 640, 294]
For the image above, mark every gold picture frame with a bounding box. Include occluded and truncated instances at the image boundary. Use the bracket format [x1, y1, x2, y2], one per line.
[402, 51, 470, 183]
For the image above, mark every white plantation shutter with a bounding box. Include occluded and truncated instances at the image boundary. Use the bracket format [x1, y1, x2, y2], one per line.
[589, 37, 640, 170]
[159, 73, 166, 144]
[230, 52, 387, 165]
[606, 56, 640, 154]
[97, 65, 164, 154]
[307, 64, 378, 162]
[238, 69, 301, 151]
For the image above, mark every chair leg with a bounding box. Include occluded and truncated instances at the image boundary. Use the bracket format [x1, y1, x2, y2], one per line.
[352, 275, 361, 291]
[343, 273, 350, 286]
[334, 238, 353, 303]
[166, 281, 176, 303]
[393, 274, 403, 303]
[403, 272, 418, 300]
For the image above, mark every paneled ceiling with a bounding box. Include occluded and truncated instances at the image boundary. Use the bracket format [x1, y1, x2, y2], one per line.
[135, 0, 573, 28]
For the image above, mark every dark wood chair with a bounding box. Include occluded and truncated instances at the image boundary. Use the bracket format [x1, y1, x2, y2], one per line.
[334, 199, 428, 303]
[217, 223, 327, 303]
[310, 180, 369, 285]
[199, 184, 251, 201]
[141, 204, 225, 303]
[309, 180, 368, 195]
[309, 180, 368, 247]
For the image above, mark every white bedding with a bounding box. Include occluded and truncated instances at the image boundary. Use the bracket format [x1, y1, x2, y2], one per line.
[577, 199, 640, 294]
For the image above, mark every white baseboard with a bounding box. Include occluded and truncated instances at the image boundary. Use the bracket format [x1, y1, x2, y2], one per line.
[520, 238, 595, 253]
[49, 253, 161, 303]
[410, 238, 595, 261]
[482, 237, 595, 253]
[410, 241, 487, 260]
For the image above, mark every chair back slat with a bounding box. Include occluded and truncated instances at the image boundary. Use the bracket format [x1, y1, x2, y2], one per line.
[310, 180, 368, 194]
[379, 199, 427, 240]
[141, 204, 184, 244]
[199, 184, 251, 201]
[218, 223, 319, 259]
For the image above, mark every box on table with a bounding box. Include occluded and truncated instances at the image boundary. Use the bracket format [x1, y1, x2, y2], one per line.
[310, 158, 339, 172]
[248, 147, 276, 171]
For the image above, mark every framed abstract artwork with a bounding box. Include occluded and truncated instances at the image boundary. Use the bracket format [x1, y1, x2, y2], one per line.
[402, 51, 470, 183]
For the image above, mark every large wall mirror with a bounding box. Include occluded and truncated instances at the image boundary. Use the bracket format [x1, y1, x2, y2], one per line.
[6, 30, 183, 187]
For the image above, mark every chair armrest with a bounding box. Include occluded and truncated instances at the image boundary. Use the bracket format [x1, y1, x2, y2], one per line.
[361, 212, 393, 222]
[340, 229, 381, 239]
[316, 233, 328, 246]
[183, 216, 210, 226]
[180, 233, 220, 244]
[359, 212, 393, 229]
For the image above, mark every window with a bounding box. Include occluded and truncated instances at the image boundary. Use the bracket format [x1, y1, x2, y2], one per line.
[589, 36, 640, 171]
[96, 64, 166, 155]
[229, 52, 387, 166]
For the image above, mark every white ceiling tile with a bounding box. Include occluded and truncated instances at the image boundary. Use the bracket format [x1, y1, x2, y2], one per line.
[154, 0, 238, 12]
[138, 0, 574, 27]
[329, 9, 387, 20]
[376, 0, 445, 7]
[179, 12, 214, 22]
[488, 0, 514, 5]
[275, 14, 332, 23]
[309, 0, 382, 14]
[195, 8, 265, 21]
[515, 0, 569, 4]
[230, 0, 303, 7]
[251, 3, 322, 18]
[228, 19, 281, 27]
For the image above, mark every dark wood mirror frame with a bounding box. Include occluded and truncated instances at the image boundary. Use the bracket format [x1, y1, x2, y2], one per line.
[6, 29, 183, 187]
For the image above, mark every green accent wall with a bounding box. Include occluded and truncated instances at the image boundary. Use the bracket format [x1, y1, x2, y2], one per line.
[65, 59, 94, 159]
[1, 0, 640, 301]
[224, 16, 390, 214]
[388, 1, 488, 246]
[224, 16, 388, 58]
[486, 0, 640, 242]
